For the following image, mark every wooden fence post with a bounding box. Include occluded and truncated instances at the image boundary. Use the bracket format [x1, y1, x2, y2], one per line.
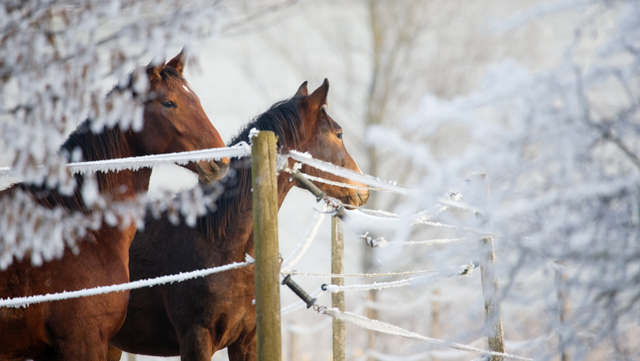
[431, 289, 440, 361]
[252, 131, 282, 361]
[332, 216, 346, 361]
[555, 260, 570, 361]
[479, 236, 505, 361]
[474, 174, 506, 361]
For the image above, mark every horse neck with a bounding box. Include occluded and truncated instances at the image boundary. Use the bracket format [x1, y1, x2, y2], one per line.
[207, 159, 296, 260]
[66, 123, 152, 201]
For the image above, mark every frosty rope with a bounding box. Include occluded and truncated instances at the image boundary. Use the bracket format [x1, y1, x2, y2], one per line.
[283, 268, 444, 278]
[298, 172, 390, 192]
[369, 237, 468, 248]
[320, 308, 534, 361]
[320, 263, 477, 293]
[286, 151, 412, 195]
[0, 259, 253, 308]
[0, 143, 251, 176]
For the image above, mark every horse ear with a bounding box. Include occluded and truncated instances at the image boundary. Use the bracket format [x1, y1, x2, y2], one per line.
[295, 81, 308, 97]
[146, 54, 166, 82]
[307, 78, 329, 109]
[166, 48, 186, 76]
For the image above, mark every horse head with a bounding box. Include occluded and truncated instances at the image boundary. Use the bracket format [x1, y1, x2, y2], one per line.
[138, 51, 229, 182]
[292, 79, 369, 207]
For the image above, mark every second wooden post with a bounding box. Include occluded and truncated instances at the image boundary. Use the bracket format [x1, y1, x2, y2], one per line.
[332, 216, 346, 361]
[252, 130, 282, 361]
[473, 174, 505, 361]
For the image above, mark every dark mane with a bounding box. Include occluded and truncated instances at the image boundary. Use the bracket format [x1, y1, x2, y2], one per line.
[200, 97, 304, 239]
[61, 121, 131, 163]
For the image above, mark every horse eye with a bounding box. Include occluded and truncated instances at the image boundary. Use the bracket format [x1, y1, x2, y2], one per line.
[161, 100, 177, 109]
[336, 132, 343, 140]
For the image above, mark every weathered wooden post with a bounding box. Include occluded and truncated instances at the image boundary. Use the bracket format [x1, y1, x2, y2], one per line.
[251, 131, 282, 361]
[332, 216, 346, 361]
[479, 236, 505, 361]
[431, 289, 440, 361]
[555, 260, 570, 361]
[473, 174, 506, 361]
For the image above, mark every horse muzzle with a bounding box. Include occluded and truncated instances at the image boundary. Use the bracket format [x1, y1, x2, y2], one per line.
[355, 189, 370, 207]
[197, 158, 230, 183]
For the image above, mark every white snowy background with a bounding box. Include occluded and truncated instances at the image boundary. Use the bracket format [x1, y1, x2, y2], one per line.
[1, 0, 639, 360]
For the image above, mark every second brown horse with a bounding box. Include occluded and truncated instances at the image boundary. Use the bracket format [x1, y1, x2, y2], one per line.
[109, 79, 369, 360]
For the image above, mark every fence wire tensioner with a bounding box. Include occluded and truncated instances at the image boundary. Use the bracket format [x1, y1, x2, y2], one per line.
[281, 274, 317, 309]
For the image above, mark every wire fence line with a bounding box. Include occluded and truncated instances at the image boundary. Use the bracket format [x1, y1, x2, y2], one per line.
[369, 237, 469, 248]
[320, 308, 534, 361]
[0, 142, 515, 358]
[0, 143, 251, 177]
[0, 259, 253, 308]
[283, 268, 445, 278]
[287, 151, 412, 195]
[0, 146, 477, 309]
[320, 263, 477, 293]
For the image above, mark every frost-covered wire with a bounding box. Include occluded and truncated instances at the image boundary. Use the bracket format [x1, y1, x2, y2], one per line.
[363, 334, 552, 361]
[0, 143, 251, 177]
[0, 259, 253, 308]
[299, 172, 391, 192]
[340, 207, 490, 248]
[378, 238, 468, 247]
[321, 263, 477, 293]
[283, 268, 442, 278]
[286, 151, 412, 195]
[321, 308, 533, 361]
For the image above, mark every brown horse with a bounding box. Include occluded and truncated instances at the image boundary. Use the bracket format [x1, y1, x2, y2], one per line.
[108, 79, 369, 361]
[0, 51, 229, 361]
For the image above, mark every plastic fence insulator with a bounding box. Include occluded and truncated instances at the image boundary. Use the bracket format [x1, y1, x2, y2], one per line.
[291, 170, 325, 202]
[282, 274, 317, 308]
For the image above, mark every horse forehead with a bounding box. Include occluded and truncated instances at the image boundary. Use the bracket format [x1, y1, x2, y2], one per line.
[167, 79, 199, 103]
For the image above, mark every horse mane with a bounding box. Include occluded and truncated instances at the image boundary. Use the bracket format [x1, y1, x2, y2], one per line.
[200, 97, 304, 240]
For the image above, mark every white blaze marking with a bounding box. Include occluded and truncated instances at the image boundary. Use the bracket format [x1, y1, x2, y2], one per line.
[183, 85, 193, 94]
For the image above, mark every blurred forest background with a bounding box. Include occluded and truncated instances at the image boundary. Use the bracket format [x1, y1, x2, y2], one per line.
[1, 0, 639, 360]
